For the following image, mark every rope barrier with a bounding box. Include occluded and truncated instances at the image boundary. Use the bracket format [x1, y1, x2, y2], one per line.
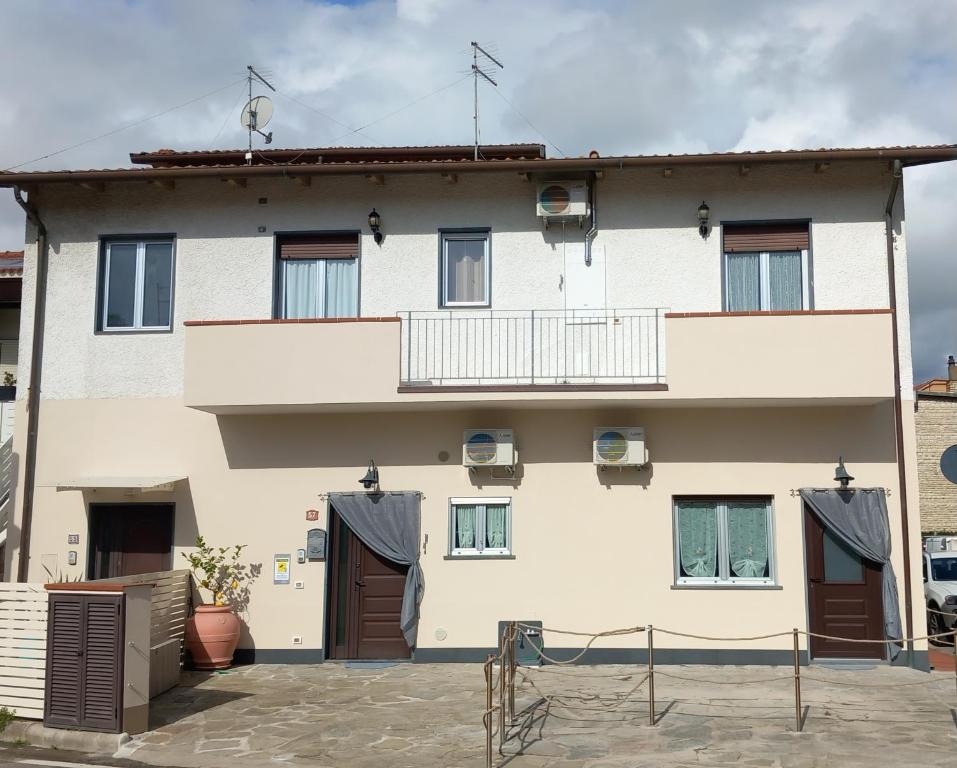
[925, 605, 957, 618]
[653, 669, 794, 685]
[518, 627, 644, 666]
[654, 627, 794, 641]
[519, 621, 647, 638]
[801, 629, 954, 643]
[800, 673, 955, 688]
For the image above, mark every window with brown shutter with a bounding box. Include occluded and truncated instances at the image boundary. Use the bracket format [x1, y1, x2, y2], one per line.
[276, 233, 359, 318]
[722, 222, 810, 312]
[278, 233, 359, 260]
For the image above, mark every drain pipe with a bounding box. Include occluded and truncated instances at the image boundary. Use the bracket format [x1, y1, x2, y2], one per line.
[12, 187, 49, 583]
[883, 160, 914, 665]
[583, 171, 598, 266]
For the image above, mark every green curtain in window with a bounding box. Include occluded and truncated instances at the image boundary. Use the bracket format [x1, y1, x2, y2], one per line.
[726, 253, 760, 311]
[677, 502, 717, 577]
[455, 506, 477, 549]
[727, 502, 769, 577]
[486, 505, 507, 549]
[769, 251, 802, 310]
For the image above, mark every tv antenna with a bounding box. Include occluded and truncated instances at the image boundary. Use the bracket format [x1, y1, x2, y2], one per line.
[241, 65, 276, 162]
[471, 42, 503, 161]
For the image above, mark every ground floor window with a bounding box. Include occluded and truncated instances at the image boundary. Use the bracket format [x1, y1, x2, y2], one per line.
[449, 497, 511, 556]
[673, 497, 774, 585]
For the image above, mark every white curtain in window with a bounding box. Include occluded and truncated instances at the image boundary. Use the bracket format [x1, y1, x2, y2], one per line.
[446, 239, 486, 303]
[677, 501, 718, 577]
[283, 260, 319, 319]
[455, 505, 477, 549]
[769, 251, 802, 310]
[485, 505, 507, 548]
[324, 259, 357, 317]
[727, 501, 770, 577]
[726, 253, 760, 311]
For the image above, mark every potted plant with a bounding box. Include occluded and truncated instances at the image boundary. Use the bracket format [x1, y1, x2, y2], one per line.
[182, 536, 247, 670]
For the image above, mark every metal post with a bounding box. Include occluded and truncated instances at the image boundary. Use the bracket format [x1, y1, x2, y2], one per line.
[509, 621, 517, 723]
[484, 654, 494, 768]
[793, 628, 803, 733]
[647, 624, 656, 726]
[498, 631, 505, 755]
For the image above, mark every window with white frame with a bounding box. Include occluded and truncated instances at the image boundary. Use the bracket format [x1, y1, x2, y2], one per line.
[723, 224, 810, 312]
[673, 498, 774, 585]
[441, 230, 490, 306]
[449, 497, 511, 556]
[100, 239, 174, 331]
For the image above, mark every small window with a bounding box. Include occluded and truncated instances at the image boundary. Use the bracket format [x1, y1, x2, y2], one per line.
[278, 234, 359, 319]
[441, 231, 489, 307]
[449, 497, 510, 556]
[674, 498, 774, 585]
[723, 224, 809, 311]
[100, 239, 174, 331]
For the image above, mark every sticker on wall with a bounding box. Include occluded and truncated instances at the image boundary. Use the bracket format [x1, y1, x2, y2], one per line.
[305, 509, 320, 522]
[274, 554, 291, 585]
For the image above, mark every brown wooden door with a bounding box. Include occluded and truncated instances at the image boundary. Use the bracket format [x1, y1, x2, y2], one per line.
[804, 505, 885, 659]
[89, 504, 174, 579]
[327, 509, 410, 660]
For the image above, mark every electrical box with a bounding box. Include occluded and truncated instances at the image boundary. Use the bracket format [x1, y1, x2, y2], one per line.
[306, 528, 326, 561]
[497, 620, 543, 667]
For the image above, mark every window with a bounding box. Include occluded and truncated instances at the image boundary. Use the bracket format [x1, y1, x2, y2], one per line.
[278, 234, 359, 319]
[441, 231, 490, 307]
[723, 223, 810, 311]
[674, 498, 774, 585]
[100, 239, 174, 331]
[449, 497, 510, 556]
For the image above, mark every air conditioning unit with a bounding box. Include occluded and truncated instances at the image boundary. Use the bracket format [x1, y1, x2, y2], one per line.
[536, 181, 590, 219]
[463, 429, 516, 469]
[593, 427, 647, 468]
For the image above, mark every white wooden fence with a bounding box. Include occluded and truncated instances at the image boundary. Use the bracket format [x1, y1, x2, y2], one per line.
[0, 583, 47, 719]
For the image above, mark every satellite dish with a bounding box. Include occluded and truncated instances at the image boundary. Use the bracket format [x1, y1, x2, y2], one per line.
[241, 96, 274, 131]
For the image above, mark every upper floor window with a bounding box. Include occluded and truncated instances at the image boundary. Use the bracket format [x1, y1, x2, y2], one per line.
[673, 497, 775, 586]
[723, 223, 809, 312]
[441, 230, 490, 307]
[100, 239, 174, 331]
[278, 233, 358, 318]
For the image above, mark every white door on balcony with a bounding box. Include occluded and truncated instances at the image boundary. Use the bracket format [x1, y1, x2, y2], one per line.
[564, 242, 606, 311]
[563, 242, 607, 380]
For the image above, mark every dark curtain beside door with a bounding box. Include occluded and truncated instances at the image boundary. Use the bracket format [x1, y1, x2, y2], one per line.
[800, 488, 903, 658]
[327, 491, 424, 648]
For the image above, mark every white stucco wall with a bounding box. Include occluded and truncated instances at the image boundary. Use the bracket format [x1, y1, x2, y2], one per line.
[15, 160, 910, 401]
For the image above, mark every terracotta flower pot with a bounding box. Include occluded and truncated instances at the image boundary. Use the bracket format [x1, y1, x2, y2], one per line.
[185, 605, 241, 670]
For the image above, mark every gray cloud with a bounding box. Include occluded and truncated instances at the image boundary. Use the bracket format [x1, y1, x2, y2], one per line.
[1, 0, 954, 380]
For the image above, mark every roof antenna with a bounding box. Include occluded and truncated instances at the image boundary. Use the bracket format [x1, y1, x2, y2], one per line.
[241, 65, 277, 164]
[471, 42, 503, 161]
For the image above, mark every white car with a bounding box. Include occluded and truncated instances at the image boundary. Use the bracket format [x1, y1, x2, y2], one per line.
[924, 551, 957, 637]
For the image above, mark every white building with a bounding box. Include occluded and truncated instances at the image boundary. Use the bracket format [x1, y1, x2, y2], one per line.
[2, 142, 954, 668]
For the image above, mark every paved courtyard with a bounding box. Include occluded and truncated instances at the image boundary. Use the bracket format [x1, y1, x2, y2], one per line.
[116, 661, 957, 768]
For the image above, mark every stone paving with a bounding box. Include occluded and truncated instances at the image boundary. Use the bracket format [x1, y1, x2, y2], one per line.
[115, 662, 957, 768]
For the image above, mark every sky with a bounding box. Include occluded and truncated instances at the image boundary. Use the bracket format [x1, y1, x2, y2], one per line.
[0, 0, 955, 382]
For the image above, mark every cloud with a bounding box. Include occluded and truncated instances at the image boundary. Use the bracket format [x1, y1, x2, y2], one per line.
[0, 0, 954, 378]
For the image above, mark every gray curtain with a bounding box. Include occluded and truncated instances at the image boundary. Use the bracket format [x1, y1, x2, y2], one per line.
[726, 253, 760, 311]
[328, 491, 424, 648]
[799, 488, 903, 658]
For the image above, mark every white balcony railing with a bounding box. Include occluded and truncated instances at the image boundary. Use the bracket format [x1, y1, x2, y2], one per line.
[398, 309, 667, 387]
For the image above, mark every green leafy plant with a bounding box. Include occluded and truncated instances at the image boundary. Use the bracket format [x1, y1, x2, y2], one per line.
[181, 536, 248, 607]
[2, 372, 15, 387]
[41, 564, 83, 583]
[0, 706, 15, 733]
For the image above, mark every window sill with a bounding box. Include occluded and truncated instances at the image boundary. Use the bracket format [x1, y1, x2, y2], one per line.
[443, 554, 516, 561]
[95, 327, 174, 335]
[671, 583, 782, 590]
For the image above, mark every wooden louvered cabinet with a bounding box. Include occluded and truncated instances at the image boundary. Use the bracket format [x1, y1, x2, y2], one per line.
[42, 583, 152, 735]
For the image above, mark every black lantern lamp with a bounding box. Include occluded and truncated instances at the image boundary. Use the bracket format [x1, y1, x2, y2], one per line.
[359, 459, 380, 491]
[834, 456, 854, 489]
[368, 208, 383, 245]
[697, 201, 710, 238]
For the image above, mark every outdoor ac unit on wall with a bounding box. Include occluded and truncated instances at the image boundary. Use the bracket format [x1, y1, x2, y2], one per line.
[593, 427, 648, 468]
[463, 429, 516, 469]
[536, 180, 590, 219]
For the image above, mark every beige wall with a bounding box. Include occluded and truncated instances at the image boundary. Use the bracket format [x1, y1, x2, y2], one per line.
[916, 395, 957, 533]
[5, 397, 921, 656]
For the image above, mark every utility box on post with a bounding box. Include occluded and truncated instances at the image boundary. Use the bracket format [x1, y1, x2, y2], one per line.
[44, 583, 152, 734]
[498, 619, 543, 666]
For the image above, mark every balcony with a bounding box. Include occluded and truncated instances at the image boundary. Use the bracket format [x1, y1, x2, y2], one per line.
[398, 309, 666, 389]
[183, 309, 895, 413]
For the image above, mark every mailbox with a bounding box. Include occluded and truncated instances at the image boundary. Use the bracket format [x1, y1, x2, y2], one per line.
[306, 528, 326, 561]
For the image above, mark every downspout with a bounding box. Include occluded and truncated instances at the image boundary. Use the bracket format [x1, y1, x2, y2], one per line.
[883, 160, 914, 664]
[584, 172, 598, 266]
[12, 187, 48, 583]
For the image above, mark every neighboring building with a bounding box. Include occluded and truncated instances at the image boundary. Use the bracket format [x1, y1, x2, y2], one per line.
[916, 356, 957, 533]
[1, 142, 955, 669]
[0, 250, 22, 576]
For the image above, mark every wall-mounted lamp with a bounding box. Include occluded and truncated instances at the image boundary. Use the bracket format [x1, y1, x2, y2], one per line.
[359, 459, 380, 491]
[834, 456, 854, 489]
[368, 208, 383, 245]
[697, 201, 710, 238]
